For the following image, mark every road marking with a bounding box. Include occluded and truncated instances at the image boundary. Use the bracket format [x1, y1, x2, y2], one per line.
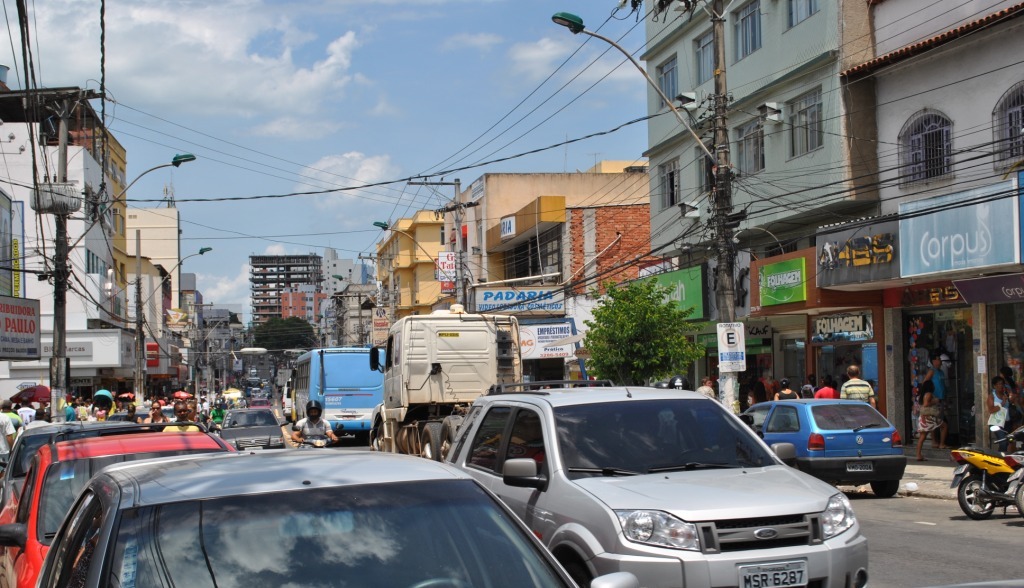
[914, 521, 937, 526]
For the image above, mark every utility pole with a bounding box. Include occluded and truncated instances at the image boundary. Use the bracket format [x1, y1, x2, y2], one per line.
[48, 100, 72, 423]
[409, 179, 478, 306]
[711, 0, 740, 413]
[134, 230, 145, 403]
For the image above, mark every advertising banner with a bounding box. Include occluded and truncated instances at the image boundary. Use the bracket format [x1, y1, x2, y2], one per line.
[650, 266, 705, 318]
[520, 321, 575, 360]
[11, 202, 22, 298]
[812, 311, 874, 342]
[816, 219, 899, 287]
[474, 287, 564, 315]
[758, 258, 807, 306]
[372, 307, 391, 346]
[0, 191, 11, 297]
[0, 296, 39, 360]
[900, 181, 1018, 277]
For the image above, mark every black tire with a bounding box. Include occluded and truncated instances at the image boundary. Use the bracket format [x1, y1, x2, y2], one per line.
[420, 422, 443, 461]
[369, 418, 383, 452]
[439, 415, 463, 461]
[870, 480, 900, 498]
[1014, 479, 1024, 518]
[559, 557, 592, 588]
[957, 475, 995, 520]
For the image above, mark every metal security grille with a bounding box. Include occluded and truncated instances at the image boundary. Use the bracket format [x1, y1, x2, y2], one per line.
[904, 113, 952, 183]
[996, 83, 1024, 168]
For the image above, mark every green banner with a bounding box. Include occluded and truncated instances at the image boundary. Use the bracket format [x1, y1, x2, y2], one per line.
[651, 267, 705, 318]
[759, 258, 807, 306]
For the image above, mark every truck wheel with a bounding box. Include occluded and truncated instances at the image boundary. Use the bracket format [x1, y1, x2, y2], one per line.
[420, 422, 443, 461]
[369, 419, 383, 452]
[439, 415, 463, 461]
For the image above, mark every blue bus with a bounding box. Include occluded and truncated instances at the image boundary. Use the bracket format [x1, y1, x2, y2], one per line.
[291, 347, 383, 443]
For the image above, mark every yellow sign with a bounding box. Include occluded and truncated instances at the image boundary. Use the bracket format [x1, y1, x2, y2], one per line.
[438, 332, 460, 337]
[11, 239, 19, 297]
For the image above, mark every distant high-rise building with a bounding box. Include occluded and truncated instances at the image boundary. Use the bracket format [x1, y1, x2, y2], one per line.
[250, 254, 323, 325]
[322, 247, 371, 295]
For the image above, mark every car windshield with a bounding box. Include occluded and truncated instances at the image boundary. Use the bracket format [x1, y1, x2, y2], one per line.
[107, 480, 569, 588]
[811, 403, 889, 431]
[39, 450, 222, 543]
[224, 410, 278, 428]
[12, 434, 50, 478]
[554, 399, 776, 477]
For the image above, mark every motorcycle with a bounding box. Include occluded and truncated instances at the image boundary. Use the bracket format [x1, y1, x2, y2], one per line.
[950, 424, 1024, 519]
[298, 435, 333, 449]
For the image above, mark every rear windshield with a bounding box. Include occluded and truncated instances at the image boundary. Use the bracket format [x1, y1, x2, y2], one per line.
[12, 434, 50, 478]
[554, 399, 775, 476]
[108, 480, 569, 588]
[39, 450, 222, 543]
[810, 403, 889, 431]
[223, 411, 278, 428]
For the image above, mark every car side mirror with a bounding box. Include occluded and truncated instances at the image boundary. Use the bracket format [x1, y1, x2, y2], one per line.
[503, 458, 547, 491]
[771, 442, 797, 465]
[591, 571, 641, 588]
[0, 523, 26, 549]
[369, 347, 381, 371]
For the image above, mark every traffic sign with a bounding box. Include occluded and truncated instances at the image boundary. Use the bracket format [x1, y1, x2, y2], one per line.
[716, 322, 746, 372]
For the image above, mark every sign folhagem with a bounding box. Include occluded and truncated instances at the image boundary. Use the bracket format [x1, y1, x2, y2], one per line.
[758, 258, 807, 307]
[0, 296, 40, 360]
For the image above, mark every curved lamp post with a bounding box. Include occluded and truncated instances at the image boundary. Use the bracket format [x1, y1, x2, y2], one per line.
[551, 12, 715, 163]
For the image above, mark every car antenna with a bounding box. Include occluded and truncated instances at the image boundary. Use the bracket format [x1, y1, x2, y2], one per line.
[625, 388, 632, 398]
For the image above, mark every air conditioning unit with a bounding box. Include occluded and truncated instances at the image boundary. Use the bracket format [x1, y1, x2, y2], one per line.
[758, 102, 783, 123]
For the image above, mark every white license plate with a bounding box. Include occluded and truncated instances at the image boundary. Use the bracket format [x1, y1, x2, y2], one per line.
[846, 461, 873, 472]
[740, 561, 807, 588]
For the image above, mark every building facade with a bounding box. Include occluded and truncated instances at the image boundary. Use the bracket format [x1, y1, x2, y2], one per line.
[250, 254, 324, 326]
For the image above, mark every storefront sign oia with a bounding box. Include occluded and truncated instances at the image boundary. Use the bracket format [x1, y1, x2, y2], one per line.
[816, 219, 899, 287]
[758, 258, 807, 307]
[520, 321, 575, 360]
[649, 266, 705, 318]
[0, 296, 40, 360]
[474, 287, 564, 315]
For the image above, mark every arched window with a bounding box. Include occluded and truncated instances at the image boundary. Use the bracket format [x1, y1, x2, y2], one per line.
[994, 81, 1024, 170]
[899, 110, 952, 185]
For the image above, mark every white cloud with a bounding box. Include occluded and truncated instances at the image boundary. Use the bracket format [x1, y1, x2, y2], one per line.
[508, 37, 575, 82]
[20, 1, 360, 119]
[263, 244, 288, 255]
[441, 33, 502, 52]
[368, 95, 400, 117]
[303, 152, 403, 229]
[248, 116, 345, 140]
[197, 263, 251, 307]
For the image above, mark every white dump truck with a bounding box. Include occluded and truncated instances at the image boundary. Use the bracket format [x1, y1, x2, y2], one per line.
[368, 304, 521, 459]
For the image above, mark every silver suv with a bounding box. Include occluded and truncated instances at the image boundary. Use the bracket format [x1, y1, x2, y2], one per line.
[445, 385, 869, 588]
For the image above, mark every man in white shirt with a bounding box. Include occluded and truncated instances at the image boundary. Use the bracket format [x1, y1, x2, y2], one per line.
[0, 412, 16, 459]
[16, 403, 35, 426]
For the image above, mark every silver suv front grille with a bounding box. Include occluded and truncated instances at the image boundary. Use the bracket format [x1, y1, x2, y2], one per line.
[698, 514, 822, 553]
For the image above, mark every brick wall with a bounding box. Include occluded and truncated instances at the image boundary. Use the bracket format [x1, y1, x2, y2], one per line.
[567, 204, 655, 295]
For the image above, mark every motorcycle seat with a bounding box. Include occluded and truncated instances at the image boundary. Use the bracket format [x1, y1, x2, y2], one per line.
[961, 445, 1005, 458]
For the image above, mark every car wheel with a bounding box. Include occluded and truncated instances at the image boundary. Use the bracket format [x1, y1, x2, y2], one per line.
[420, 422, 443, 461]
[439, 415, 463, 461]
[559, 556, 592, 587]
[870, 480, 900, 498]
[957, 475, 995, 520]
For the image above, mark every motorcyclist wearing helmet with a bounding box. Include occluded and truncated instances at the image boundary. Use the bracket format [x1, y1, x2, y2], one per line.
[291, 400, 338, 445]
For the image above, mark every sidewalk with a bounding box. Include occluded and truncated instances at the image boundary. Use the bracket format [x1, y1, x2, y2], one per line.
[839, 446, 957, 500]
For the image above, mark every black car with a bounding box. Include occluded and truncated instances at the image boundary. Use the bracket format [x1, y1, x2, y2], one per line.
[217, 408, 286, 450]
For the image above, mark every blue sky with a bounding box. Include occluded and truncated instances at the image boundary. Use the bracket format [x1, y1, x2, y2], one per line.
[3, 0, 649, 318]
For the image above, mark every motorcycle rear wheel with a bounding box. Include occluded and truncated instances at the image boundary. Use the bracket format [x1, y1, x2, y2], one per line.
[957, 475, 995, 520]
[1015, 480, 1024, 518]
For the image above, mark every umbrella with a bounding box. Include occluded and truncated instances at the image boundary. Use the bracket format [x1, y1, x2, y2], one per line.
[222, 388, 242, 399]
[172, 390, 192, 400]
[11, 385, 51, 405]
[118, 392, 135, 400]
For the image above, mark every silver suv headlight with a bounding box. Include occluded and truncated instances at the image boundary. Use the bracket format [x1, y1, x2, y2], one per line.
[615, 510, 699, 551]
[821, 493, 856, 539]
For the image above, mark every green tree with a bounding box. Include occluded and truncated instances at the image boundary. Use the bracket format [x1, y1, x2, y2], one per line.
[583, 279, 705, 385]
[252, 317, 317, 351]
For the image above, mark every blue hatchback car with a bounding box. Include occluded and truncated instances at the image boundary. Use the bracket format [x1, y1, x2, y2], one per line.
[742, 399, 907, 497]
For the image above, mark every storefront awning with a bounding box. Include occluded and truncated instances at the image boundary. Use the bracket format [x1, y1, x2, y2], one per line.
[953, 273, 1024, 304]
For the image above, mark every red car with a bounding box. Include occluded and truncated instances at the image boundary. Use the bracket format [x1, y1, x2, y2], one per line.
[0, 430, 233, 588]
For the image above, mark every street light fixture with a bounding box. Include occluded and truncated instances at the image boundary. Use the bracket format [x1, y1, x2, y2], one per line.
[135, 244, 212, 404]
[550, 12, 715, 163]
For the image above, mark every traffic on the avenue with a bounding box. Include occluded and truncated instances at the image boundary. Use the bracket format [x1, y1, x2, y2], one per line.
[1, 0, 1023, 586]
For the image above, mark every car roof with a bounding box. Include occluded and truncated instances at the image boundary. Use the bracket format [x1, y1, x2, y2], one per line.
[477, 386, 707, 409]
[17, 420, 156, 439]
[100, 450, 471, 507]
[53, 431, 226, 461]
[755, 399, 876, 407]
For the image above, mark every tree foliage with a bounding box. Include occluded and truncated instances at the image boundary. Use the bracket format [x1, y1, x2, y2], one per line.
[251, 317, 317, 351]
[583, 279, 705, 385]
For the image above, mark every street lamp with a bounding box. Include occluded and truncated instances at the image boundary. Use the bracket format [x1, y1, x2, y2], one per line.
[133, 240, 210, 405]
[550, 13, 714, 163]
